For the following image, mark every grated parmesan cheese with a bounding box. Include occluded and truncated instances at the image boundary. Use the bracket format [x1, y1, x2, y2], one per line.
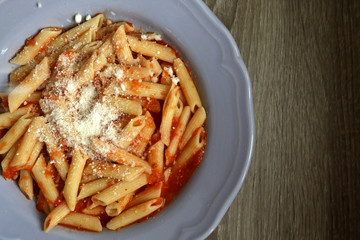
[114, 68, 124, 80]
[164, 66, 180, 85]
[74, 13, 82, 24]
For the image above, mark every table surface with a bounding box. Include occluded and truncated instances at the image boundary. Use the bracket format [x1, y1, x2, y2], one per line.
[204, 0, 360, 239]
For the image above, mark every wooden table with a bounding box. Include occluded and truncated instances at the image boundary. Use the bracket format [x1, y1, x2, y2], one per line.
[204, 0, 360, 239]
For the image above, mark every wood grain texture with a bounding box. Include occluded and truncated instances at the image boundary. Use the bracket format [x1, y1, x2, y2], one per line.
[204, 0, 360, 239]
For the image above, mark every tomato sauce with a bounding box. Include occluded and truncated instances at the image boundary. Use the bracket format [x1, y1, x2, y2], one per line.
[2, 166, 17, 179]
[162, 145, 206, 204]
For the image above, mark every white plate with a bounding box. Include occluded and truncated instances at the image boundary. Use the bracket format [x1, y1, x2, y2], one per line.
[0, 0, 254, 239]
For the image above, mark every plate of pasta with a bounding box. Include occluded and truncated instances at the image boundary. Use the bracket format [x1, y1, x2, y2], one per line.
[0, 0, 254, 240]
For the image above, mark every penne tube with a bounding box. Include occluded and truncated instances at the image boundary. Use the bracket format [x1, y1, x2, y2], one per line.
[0, 104, 33, 129]
[173, 58, 202, 112]
[25, 92, 42, 103]
[102, 95, 142, 116]
[104, 80, 170, 100]
[74, 52, 97, 89]
[114, 115, 146, 149]
[0, 114, 32, 154]
[87, 201, 100, 210]
[18, 169, 33, 200]
[106, 197, 164, 230]
[91, 137, 152, 173]
[82, 204, 105, 216]
[148, 140, 164, 182]
[139, 55, 162, 82]
[10, 116, 45, 169]
[105, 192, 133, 216]
[78, 178, 117, 200]
[173, 98, 184, 120]
[63, 148, 88, 211]
[112, 24, 134, 64]
[11, 27, 62, 65]
[8, 57, 50, 112]
[1, 141, 20, 180]
[128, 111, 156, 157]
[97, 37, 114, 58]
[83, 160, 144, 182]
[126, 182, 163, 209]
[96, 22, 134, 40]
[32, 154, 59, 204]
[173, 127, 207, 171]
[44, 202, 71, 232]
[24, 140, 44, 170]
[37, 191, 51, 215]
[60, 213, 102, 232]
[127, 35, 176, 63]
[80, 174, 100, 184]
[179, 106, 206, 150]
[78, 41, 102, 60]
[48, 14, 104, 51]
[123, 66, 153, 81]
[160, 85, 180, 146]
[42, 124, 69, 180]
[147, 57, 163, 80]
[92, 174, 148, 206]
[165, 106, 191, 165]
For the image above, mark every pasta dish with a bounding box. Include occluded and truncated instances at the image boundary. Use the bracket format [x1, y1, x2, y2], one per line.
[0, 13, 207, 232]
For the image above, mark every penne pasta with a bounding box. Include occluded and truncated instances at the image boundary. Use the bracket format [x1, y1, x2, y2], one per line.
[127, 35, 176, 63]
[11, 27, 62, 65]
[91, 137, 152, 173]
[96, 22, 134, 40]
[165, 106, 191, 165]
[105, 193, 133, 216]
[148, 140, 164, 182]
[128, 111, 156, 157]
[106, 197, 164, 230]
[78, 178, 117, 200]
[0, 104, 33, 129]
[44, 202, 71, 232]
[102, 95, 142, 116]
[60, 213, 102, 232]
[18, 169, 34, 200]
[126, 182, 163, 209]
[112, 24, 134, 64]
[23, 140, 44, 170]
[41, 124, 69, 180]
[113, 115, 146, 149]
[174, 127, 207, 171]
[173, 58, 202, 112]
[63, 148, 88, 211]
[104, 80, 170, 100]
[32, 154, 59, 204]
[83, 160, 144, 182]
[10, 116, 45, 169]
[82, 204, 105, 216]
[92, 174, 148, 206]
[8, 57, 50, 112]
[160, 85, 180, 146]
[179, 106, 206, 150]
[1, 141, 20, 180]
[0, 114, 32, 154]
